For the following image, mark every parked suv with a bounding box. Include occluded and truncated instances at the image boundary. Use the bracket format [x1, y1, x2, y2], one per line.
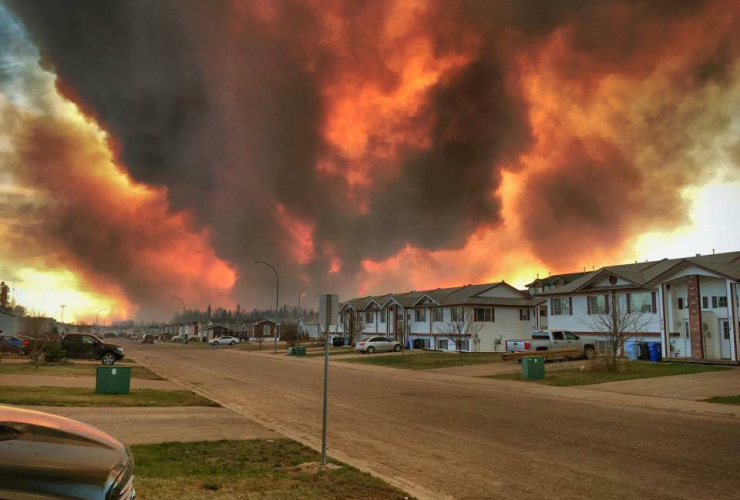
[61, 333, 124, 365]
[141, 334, 154, 344]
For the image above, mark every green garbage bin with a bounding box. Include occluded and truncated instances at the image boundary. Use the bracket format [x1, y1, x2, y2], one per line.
[296, 346, 306, 356]
[521, 356, 545, 380]
[96, 366, 131, 395]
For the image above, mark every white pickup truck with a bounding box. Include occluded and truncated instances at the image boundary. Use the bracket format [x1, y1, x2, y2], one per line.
[505, 331, 596, 359]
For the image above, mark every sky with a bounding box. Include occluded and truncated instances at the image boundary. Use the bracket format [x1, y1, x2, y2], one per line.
[0, 0, 739, 323]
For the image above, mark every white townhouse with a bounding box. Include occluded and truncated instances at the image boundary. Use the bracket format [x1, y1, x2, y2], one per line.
[340, 282, 545, 353]
[536, 251, 740, 363]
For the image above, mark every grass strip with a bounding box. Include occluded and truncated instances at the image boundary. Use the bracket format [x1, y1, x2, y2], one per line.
[131, 439, 412, 500]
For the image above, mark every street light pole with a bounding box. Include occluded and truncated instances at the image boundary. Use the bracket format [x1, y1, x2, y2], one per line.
[95, 308, 108, 329]
[60, 305, 66, 323]
[254, 260, 279, 354]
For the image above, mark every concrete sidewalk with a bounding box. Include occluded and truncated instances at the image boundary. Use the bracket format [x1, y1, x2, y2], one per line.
[579, 368, 740, 401]
[21, 405, 279, 444]
[0, 374, 178, 390]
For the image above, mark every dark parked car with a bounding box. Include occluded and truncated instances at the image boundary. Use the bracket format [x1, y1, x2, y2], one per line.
[0, 334, 26, 354]
[0, 405, 135, 499]
[141, 334, 154, 344]
[61, 333, 125, 365]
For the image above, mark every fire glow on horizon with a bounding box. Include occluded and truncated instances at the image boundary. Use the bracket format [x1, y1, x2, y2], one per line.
[1, 0, 739, 320]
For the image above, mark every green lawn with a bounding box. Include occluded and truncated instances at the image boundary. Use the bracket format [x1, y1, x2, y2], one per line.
[0, 387, 218, 407]
[131, 439, 412, 500]
[487, 361, 729, 387]
[339, 352, 503, 370]
[705, 395, 740, 406]
[0, 362, 162, 380]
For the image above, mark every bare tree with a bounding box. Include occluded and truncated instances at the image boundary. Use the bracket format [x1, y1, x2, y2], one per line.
[586, 292, 652, 372]
[255, 328, 265, 349]
[21, 310, 50, 368]
[436, 307, 483, 359]
[344, 314, 366, 346]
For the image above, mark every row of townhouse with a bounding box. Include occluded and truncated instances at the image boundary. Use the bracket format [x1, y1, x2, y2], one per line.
[339, 282, 545, 353]
[339, 250, 740, 364]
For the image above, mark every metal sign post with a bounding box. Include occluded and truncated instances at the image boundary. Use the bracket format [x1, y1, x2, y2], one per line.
[319, 294, 338, 466]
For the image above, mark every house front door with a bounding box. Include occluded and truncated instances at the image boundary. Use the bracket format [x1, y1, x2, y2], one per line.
[719, 319, 731, 359]
[683, 320, 691, 358]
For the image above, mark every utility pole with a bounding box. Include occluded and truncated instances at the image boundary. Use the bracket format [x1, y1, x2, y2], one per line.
[297, 289, 307, 345]
[60, 305, 66, 323]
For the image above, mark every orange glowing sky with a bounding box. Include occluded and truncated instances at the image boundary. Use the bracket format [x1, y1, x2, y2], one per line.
[1, 0, 739, 321]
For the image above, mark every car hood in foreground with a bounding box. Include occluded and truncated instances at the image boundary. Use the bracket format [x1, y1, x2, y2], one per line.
[0, 405, 133, 500]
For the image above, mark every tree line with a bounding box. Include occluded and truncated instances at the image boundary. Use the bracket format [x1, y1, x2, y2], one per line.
[169, 304, 316, 325]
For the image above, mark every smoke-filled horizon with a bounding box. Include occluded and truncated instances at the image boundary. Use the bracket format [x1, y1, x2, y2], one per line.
[1, 0, 739, 321]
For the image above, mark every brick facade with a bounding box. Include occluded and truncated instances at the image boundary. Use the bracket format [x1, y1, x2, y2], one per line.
[687, 275, 704, 359]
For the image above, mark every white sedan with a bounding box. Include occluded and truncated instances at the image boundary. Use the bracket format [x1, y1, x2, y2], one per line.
[211, 336, 239, 345]
[355, 336, 402, 354]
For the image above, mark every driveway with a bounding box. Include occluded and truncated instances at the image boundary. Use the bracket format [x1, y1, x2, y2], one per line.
[125, 340, 740, 500]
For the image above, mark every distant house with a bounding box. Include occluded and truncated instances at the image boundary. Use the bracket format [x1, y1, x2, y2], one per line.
[0, 309, 18, 336]
[199, 321, 232, 341]
[298, 316, 343, 338]
[237, 319, 280, 340]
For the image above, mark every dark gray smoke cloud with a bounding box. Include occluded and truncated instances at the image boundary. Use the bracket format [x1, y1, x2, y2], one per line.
[5, 0, 739, 314]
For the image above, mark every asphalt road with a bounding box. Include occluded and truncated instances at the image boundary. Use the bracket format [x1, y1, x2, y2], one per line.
[126, 341, 740, 500]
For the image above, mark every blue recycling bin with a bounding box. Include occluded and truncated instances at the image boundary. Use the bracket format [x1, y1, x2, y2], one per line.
[626, 342, 640, 361]
[648, 342, 662, 362]
[406, 340, 412, 350]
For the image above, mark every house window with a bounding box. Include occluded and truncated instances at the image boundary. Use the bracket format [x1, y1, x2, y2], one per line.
[379, 310, 387, 323]
[450, 307, 464, 322]
[552, 297, 570, 315]
[677, 298, 684, 310]
[364, 311, 374, 324]
[519, 309, 530, 321]
[719, 296, 728, 308]
[432, 308, 444, 323]
[702, 297, 709, 309]
[437, 339, 448, 350]
[712, 296, 718, 309]
[414, 309, 426, 323]
[588, 296, 607, 314]
[630, 292, 653, 313]
[596, 339, 615, 355]
[474, 307, 493, 322]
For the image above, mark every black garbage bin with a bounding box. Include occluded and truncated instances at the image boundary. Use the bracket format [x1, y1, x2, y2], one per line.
[332, 337, 345, 347]
[413, 339, 421, 349]
[638, 342, 650, 361]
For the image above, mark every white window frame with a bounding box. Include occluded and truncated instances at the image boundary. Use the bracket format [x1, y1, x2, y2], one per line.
[552, 297, 570, 316]
[432, 308, 444, 323]
[414, 309, 426, 323]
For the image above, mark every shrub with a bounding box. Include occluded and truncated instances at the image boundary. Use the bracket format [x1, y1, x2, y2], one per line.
[44, 342, 67, 363]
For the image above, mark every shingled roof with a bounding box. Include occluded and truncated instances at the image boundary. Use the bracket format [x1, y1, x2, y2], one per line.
[341, 282, 545, 310]
[537, 251, 740, 295]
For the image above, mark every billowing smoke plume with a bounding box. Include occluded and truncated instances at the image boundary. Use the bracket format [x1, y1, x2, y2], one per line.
[3, 0, 740, 316]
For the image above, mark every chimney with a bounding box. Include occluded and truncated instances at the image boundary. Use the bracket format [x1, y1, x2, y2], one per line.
[696, 253, 701, 257]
